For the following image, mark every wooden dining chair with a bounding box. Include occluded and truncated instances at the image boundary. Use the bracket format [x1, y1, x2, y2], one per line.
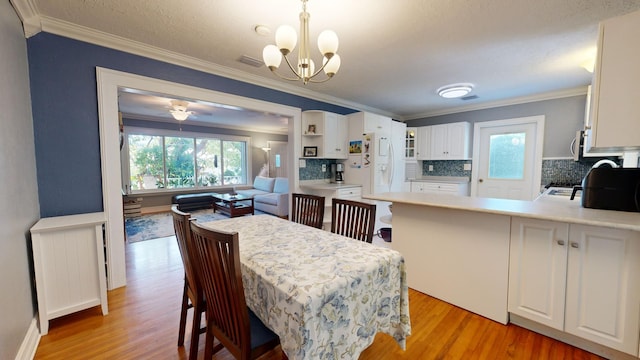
[171, 206, 206, 360]
[290, 193, 325, 229]
[189, 221, 282, 360]
[331, 198, 377, 243]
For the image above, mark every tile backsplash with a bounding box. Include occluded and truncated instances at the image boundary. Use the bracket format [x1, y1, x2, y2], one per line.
[299, 158, 335, 180]
[421, 160, 471, 178]
[301, 158, 621, 186]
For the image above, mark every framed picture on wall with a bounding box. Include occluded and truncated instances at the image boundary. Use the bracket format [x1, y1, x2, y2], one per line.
[303, 146, 318, 157]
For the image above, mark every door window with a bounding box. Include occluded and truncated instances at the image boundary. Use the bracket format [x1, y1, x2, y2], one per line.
[488, 132, 526, 180]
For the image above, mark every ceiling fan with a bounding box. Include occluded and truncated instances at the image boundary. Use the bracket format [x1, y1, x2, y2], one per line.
[169, 100, 195, 121]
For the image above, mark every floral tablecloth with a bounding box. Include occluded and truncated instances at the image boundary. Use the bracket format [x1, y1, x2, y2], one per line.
[202, 215, 411, 360]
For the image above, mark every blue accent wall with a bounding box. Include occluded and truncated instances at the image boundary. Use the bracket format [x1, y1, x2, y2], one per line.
[27, 33, 356, 217]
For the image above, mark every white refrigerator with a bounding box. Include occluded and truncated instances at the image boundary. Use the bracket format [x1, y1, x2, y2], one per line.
[343, 118, 406, 235]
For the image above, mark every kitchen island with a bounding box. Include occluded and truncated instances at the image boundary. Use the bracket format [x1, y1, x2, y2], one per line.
[364, 192, 640, 358]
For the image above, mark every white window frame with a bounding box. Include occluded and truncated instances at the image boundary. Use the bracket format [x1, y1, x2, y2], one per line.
[122, 126, 251, 195]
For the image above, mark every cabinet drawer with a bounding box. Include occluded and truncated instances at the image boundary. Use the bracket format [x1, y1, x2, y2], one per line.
[336, 187, 362, 199]
[422, 183, 458, 193]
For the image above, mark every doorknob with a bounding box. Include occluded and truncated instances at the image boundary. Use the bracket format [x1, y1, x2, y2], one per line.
[478, 179, 483, 183]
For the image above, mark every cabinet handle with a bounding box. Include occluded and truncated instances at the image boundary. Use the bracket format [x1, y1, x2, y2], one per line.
[570, 242, 579, 249]
[557, 240, 565, 246]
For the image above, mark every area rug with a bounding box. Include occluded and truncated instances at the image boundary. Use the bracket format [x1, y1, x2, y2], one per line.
[125, 209, 249, 243]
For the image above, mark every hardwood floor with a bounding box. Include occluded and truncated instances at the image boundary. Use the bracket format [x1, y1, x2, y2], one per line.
[35, 236, 604, 360]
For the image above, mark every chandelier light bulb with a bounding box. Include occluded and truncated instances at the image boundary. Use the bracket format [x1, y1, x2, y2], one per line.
[323, 54, 340, 76]
[275, 25, 297, 55]
[317, 30, 338, 56]
[263, 45, 282, 69]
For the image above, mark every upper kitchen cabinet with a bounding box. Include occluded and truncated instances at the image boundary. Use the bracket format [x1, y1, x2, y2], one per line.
[416, 126, 431, 160]
[302, 111, 348, 159]
[405, 127, 417, 160]
[430, 122, 471, 160]
[347, 111, 392, 135]
[586, 10, 640, 153]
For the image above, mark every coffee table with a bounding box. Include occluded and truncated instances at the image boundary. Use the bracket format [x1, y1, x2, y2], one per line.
[211, 193, 254, 218]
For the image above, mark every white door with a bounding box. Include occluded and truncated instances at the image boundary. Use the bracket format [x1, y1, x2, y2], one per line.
[268, 141, 288, 178]
[472, 116, 544, 200]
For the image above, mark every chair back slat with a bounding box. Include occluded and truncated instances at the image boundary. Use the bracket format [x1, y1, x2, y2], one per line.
[291, 193, 325, 229]
[330, 198, 376, 243]
[189, 221, 251, 358]
[171, 206, 202, 300]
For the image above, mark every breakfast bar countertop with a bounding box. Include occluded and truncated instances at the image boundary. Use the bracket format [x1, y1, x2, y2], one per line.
[365, 192, 640, 232]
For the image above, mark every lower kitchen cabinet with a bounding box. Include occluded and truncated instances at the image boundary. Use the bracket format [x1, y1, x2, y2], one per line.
[410, 180, 469, 196]
[509, 218, 640, 356]
[565, 224, 640, 355]
[508, 219, 569, 330]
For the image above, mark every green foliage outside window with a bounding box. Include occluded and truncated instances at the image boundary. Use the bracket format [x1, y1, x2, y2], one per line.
[126, 132, 247, 192]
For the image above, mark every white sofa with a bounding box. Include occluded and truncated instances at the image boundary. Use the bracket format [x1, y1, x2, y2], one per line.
[236, 176, 289, 217]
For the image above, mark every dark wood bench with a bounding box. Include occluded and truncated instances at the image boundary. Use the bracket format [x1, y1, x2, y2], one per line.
[171, 193, 216, 212]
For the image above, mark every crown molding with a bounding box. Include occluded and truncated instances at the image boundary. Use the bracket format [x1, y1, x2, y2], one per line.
[13, 8, 589, 122]
[35, 16, 393, 118]
[10, 0, 42, 37]
[403, 86, 589, 120]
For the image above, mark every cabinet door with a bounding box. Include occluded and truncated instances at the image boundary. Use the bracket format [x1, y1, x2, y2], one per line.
[508, 218, 569, 330]
[447, 122, 471, 159]
[335, 115, 348, 159]
[323, 113, 347, 159]
[416, 127, 431, 160]
[363, 113, 391, 134]
[588, 10, 640, 150]
[430, 124, 448, 160]
[405, 127, 417, 160]
[564, 225, 640, 355]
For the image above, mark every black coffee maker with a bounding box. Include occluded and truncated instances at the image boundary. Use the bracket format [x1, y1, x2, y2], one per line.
[331, 163, 344, 184]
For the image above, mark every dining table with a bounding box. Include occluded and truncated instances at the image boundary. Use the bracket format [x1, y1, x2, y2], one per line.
[201, 214, 411, 360]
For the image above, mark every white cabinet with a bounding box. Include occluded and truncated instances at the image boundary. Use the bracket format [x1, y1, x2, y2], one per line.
[302, 111, 348, 159]
[30, 212, 109, 335]
[430, 122, 471, 160]
[586, 10, 640, 152]
[410, 180, 469, 196]
[405, 127, 417, 160]
[509, 219, 569, 330]
[346, 111, 392, 137]
[564, 224, 640, 355]
[415, 126, 431, 160]
[509, 218, 640, 355]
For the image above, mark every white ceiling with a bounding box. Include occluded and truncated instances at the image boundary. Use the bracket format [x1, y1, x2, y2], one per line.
[11, 0, 640, 132]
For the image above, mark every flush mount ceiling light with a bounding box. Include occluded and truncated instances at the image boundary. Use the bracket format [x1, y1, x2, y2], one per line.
[262, 0, 340, 84]
[437, 84, 474, 99]
[169, 100, 192, 121]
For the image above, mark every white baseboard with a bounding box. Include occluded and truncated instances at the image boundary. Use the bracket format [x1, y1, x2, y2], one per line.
[15, 318, 40, 360]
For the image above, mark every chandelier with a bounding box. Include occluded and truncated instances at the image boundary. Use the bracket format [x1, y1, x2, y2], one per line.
[262, 0, 340, 84]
